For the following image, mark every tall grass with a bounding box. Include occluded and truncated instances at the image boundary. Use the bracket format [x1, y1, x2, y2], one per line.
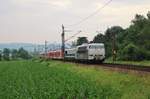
[0, 60, 149, 99]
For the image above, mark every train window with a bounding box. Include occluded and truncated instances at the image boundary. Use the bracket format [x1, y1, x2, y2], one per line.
[89, 45, 95, 49]
[89, 45, 104, 49]
[65, 51, 67, 55]
[78, 46, 87, 50]
[77, 46, 87, 53]
[98, 45, 104, 49]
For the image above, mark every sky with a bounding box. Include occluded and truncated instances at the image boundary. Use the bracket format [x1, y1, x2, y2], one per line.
[0, 0, 150, 44]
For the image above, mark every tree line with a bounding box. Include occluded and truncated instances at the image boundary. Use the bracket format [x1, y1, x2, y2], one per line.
[75, 11, 150, 61]
[0, 48, 31, 61]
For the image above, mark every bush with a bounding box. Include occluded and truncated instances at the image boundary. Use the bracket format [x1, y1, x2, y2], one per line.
[18, 48, 31, 59]
[0, 54, 2, 61]
[3, 48, 10, 61]
[120, 43, 145, 61]
[144, 50, 150, 60]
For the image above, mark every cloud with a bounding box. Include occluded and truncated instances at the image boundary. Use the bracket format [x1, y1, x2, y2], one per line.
[0, 0, 150, 43]
[50, 0, 71, 8]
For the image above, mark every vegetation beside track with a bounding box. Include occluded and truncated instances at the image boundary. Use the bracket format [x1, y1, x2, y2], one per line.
[92, 12, 150, 61]
[105, 60, 150, 66]
[0, 60, 150, 99]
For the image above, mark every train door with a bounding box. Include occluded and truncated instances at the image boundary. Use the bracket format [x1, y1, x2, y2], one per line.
[76, 46, 88, 60]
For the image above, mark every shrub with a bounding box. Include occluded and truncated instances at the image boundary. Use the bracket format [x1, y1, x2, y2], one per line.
[0, 54, 2, 61]
[120, 43, 145, 61]
[3, 48, 10, 61]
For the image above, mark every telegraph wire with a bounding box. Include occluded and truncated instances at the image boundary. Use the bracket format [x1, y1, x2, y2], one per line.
[65, 30, 82, 42]
[67, 0, 113, 27]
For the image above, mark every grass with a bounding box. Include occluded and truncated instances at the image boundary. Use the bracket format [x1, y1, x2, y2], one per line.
[0, 60, 150, 99]
[105, 60, 150, 66]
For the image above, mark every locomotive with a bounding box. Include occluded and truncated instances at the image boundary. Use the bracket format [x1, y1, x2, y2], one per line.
[40, 43, 105, 63]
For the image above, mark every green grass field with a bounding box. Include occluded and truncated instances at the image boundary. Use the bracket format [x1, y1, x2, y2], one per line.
[0, 60, 150, 99]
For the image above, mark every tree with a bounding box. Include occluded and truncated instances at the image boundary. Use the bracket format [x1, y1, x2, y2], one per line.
[91, 12, 150, 61]
[121, 12, 150, 60]
[105, 26, 124, 41]
[18, 48, 31, 59]
[0, 53, 2, 61]
[3, 48, 10, 61]
[0, 54, 1, 61]
[104, 26, 124, 57]
[132, 14, 146, 30]
[11, 49, 18, 60]
[76, 37, 88, 46]
[93, 33, 105, 43]
[0, 50, 2, 61]
[121, 43, 145, 61]
[147, 11, 150, 19]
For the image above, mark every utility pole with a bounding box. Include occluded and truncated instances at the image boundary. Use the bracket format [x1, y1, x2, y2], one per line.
[45, 40, 48, 58]
[61, 24, 65, 59]
[112, 32, 116, 62]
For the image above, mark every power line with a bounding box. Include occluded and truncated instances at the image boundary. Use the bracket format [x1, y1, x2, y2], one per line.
[65, 30, 82, 42]
[67, 0, 113, 27]
[64, 0, 113, 42]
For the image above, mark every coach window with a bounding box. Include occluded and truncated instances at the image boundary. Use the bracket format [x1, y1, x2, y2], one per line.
[65, 51, 67, 55]
[99, 45, 104, 49]
[77, 46, 87, 53]
[89, 45, 96, 49]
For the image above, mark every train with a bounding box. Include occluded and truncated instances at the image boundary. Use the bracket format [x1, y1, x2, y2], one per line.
[40, 43, 105, 63]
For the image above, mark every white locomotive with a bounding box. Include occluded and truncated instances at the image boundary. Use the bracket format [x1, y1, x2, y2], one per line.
[65, 43, 105, 62]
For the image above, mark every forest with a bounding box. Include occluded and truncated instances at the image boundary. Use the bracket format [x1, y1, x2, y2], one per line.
[0, 48, 31, 61]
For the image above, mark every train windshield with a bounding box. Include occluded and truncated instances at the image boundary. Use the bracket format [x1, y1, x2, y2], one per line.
[89, 45, 104, 49]
[77, 46, 87, 53]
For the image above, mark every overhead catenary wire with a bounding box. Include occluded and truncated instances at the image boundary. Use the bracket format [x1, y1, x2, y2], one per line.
[65, 31, 82, 42]
[63, 0, 113, 44]
[67, 0, 113, 27]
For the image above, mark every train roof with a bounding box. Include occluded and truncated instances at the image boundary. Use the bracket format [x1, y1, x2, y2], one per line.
[78, 43, 104, 47]
[88, 43, 104, 46]
[65, 48, 76, 51]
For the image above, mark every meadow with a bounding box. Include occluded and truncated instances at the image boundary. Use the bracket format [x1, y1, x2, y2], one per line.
[0, 60, 150, 99]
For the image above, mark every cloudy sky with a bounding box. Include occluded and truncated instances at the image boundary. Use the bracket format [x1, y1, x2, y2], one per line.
[0, 0, 150, 44]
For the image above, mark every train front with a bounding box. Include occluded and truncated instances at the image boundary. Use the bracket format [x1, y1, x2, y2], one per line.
[76, 43, 105, 62]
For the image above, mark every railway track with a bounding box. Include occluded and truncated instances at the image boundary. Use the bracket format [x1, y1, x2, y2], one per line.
[64, 60, 150, 72]
[47, 59, 150, 72]
[100, 63, 150, 72]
